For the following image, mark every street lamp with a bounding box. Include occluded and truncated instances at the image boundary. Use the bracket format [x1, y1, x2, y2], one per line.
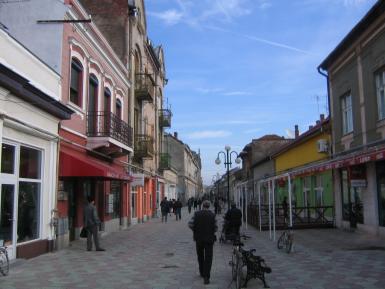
[215, 145, 241, 210]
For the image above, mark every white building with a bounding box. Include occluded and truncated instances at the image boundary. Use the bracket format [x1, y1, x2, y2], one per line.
[0, 27, 72, 259]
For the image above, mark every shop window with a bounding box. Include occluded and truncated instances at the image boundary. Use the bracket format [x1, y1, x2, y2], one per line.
[17, 182, 40, 243]
[111, 181, 121, 219]
[341, 93, 353, 135]
[70, 58, 83, 107]
[1, 144, 15, 174]
[19, 146, 41, 179]
[315, 175, 323, 207]
[375, 70, 385, 120]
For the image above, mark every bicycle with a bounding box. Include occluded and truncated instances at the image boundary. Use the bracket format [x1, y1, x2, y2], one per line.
[0, 242, 9, 276]
[230, 240, 271, 289]
[277, 225, 293, 253]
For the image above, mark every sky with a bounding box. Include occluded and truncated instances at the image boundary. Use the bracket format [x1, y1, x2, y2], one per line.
[145, 0, 378, 185]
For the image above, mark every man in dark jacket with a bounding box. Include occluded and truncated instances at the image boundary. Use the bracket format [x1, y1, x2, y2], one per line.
[224, 202, 242, 237]
[160, 197, 170, 222]
[83, 196, 105, 251]
[188, 200, 217, 285]
[175, 198, 182, 220]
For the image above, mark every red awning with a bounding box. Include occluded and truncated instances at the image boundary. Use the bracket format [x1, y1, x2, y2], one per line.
[59, 146, 131, 180]
[292, 146, 385, 176]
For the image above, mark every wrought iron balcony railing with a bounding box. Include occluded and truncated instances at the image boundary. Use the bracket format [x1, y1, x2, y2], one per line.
[135, 73, 155, 103]
[159, 109, 172, 128]
[159, 153, 171, 171]
[134, 134, 154, 159]
[87, 111, 133, 148]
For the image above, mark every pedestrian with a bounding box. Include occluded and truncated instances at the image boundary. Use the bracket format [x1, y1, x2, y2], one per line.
[197, 198, 202, 210]
[160, 197, 170, 222]
[83, 196, 105, 251]
[193, 199, 198, 211]
[282, 196, 288, 224]
[175, 198, 182, 220]
[188, 200, 217, 285]
[188, 197, 193, 214]
[224, 202, 242, 238]
[214, 198, 219, 215]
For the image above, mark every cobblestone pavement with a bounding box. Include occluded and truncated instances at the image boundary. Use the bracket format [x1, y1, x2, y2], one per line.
[1, 208, 385, 289]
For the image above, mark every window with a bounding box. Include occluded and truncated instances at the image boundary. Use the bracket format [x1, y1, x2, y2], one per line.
[116, 99, 122, 119]
[1, 144, 15, 174]
[104, 88, 111, 113]
[375, 70, 385, 120]
[341, 93, 353, 134]
[18, 182, 40, 243]
[70, 58, 83, 107]
[314, 175, 323, 207]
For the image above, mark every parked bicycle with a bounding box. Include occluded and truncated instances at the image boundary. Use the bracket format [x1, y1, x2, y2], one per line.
[229, 240, 271, 289]
[277, 225, 293, 253]
[0, 241, 9, 276]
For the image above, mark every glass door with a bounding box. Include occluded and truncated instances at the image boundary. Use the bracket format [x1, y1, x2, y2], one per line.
[0, 184, 16, 259]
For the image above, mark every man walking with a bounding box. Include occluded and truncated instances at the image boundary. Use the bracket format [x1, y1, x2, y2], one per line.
[160, 197, 170, 222]
[175, 198, 182, 220]
[224, 202, 242, 238]
[83, 196, 105, 251]
[188, 200, 217, 285]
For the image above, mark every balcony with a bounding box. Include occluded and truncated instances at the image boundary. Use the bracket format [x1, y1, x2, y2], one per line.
[159, 153, 171, 171]
[135, 73, 155, 103]
[134, 134, 154, 159]
[86, 111, 133, 157]
[159, 109, 172, 128]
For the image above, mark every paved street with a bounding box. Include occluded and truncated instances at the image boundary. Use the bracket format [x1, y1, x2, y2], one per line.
[1, 208, 385, 289]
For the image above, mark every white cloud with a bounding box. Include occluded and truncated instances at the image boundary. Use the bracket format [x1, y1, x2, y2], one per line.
[187, 130, 232, 139]
[223, 91, 252, 96]
[148, 9, 184, 25]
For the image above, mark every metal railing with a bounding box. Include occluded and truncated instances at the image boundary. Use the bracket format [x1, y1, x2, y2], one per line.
[247, 204, 335, 229]
[159, 109, 172, 128]
[134, 134, 154, 158]
[159, 153, 171, 170]
[135, 73, 155, 102]
[87, 111, 133, 147]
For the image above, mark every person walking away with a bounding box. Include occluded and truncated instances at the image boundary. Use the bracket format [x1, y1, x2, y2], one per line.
[197, 198, 202, 210]
[160, 197, 170, 222]
[188, 200, 217, 285]
[175, 198, 182, 220]
[193, 199, 198, 211]
[83, 196, 105, 251]
[224, 202, 242, 238]
[214, 198, 219, 215]
[188, 197, 193, 214]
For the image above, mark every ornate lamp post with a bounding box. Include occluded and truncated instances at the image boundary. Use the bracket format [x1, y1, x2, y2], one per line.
[215, 145, 241, 210]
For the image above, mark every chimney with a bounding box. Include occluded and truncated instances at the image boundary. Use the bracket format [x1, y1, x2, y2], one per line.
[294, 125, 299, 139]
[320, 114, 325, 122]
[316, 120, 321, 125]
[309, 125, 314, 130]
[174, 132, 178, 139]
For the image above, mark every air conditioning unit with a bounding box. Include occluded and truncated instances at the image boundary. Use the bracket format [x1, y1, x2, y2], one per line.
[317, 139, 329, 153]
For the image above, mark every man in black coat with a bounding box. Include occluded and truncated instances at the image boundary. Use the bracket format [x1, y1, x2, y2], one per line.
[188, 200, 217, 285]
[83, 196, 105, 251]
[224, 202, 242, 237]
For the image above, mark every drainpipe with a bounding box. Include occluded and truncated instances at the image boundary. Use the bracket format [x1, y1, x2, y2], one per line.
[317, 66, 331, 119]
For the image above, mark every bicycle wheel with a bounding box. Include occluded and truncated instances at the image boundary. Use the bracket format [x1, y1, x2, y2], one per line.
[277, 231, 287, 250]
[235, 257, 244, 289]
[285, 235, 293, 254]
[231, 251, 237, 280]
[0, 250, 9, 276]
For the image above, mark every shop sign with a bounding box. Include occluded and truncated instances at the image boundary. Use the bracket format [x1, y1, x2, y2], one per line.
[131, 173, 144, 186]
[350, 179, 367, 187]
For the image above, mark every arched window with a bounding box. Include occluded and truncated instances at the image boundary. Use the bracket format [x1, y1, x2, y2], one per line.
[104, 88, 111, 113]
[70, 58, 83, 106]
[116, 99, 122, 119]
[88, 74, 98, 112]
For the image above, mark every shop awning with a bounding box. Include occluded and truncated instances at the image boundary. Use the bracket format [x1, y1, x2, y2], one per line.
[59, 146, 131, 181]
[292, 146, 385, 176]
